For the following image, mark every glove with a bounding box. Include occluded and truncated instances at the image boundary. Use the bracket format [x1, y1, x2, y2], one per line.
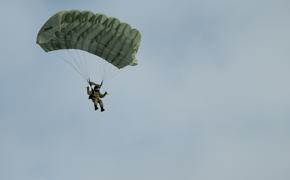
[87, 79, 93, 86]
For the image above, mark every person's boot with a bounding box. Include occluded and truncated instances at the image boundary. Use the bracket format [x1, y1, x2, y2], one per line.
[101, 107, 105, 112]
[94, 105, 98, 111]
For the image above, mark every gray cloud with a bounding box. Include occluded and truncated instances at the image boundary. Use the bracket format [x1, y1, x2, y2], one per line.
[1, 0, 290, 180]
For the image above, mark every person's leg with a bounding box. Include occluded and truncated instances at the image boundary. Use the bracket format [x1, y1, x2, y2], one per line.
[93, 100, 98, 110]
[99, 100, 105, 112]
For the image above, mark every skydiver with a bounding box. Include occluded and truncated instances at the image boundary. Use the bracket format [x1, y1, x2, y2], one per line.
[87, 80, 108, 112]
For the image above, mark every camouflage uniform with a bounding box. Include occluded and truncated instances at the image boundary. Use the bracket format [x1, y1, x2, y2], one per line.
[87, 83, 107, 111]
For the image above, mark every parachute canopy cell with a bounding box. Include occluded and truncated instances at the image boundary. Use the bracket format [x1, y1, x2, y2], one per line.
[36, 10, 141, 69]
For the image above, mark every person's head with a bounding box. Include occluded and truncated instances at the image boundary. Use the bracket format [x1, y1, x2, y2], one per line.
[94, 84, 101, 91]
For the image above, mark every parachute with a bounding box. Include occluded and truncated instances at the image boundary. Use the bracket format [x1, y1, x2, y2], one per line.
[36, 10, 141, 81]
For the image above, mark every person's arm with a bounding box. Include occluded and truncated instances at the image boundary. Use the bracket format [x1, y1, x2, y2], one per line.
[100, 91, 108, 98]
[87, 86, 92, 95]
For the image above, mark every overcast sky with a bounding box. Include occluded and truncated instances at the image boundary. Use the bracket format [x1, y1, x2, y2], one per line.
[1, 0, 290, 180]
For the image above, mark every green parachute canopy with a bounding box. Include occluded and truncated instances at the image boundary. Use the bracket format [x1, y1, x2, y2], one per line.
[36, 10, 141, 69]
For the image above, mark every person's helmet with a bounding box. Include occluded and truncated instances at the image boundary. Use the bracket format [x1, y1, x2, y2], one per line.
[94, 84, 101, 91]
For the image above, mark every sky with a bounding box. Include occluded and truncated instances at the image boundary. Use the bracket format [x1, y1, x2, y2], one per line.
[1, 0, 290, 180]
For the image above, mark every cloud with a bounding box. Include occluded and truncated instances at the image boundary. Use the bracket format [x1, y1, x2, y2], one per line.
[1, 0, 290, 180]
